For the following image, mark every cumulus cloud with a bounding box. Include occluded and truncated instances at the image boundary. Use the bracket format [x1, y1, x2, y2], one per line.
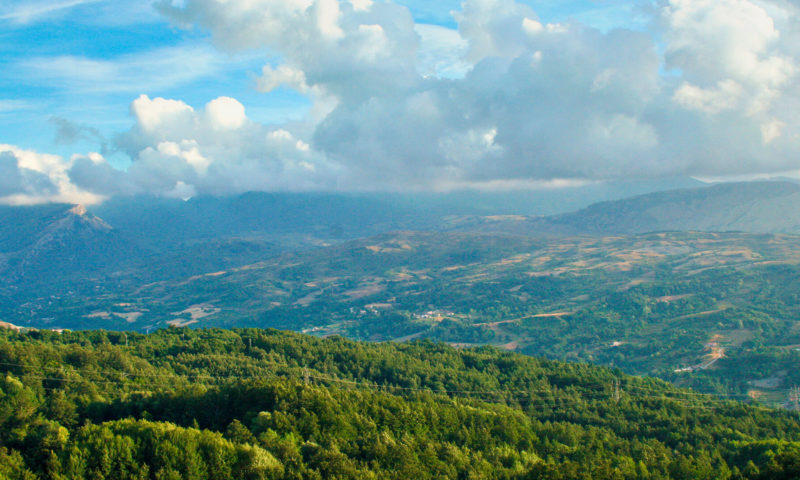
[257, 65, 310, 94]
[414, 24, 470, 78]
[70, 95, 336, 197]
[69, 153, 135, 197]
[308, 1, 667, 185]
[0, 152, 56, 197]
[662, 0, 796, 124]
[48, 0, 800, 198]
[0, 145, 102, 205]
[155, 0, 420, 104]
[657, 0, 799, 173]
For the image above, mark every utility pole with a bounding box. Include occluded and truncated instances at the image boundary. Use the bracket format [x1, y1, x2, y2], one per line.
[790, 386, 800, 411]
[613, 378, 621, 404]
[304, 367, 310, 386]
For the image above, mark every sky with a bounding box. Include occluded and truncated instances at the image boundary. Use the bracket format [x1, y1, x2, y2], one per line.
[1, 0, 799, 204]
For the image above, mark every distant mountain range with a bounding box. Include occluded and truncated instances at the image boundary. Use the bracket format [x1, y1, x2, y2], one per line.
[5, 179, 800, 404]
[90, 175, 706, 246]
[2, 179, 799, 296]
[0, 202, 280, 295]
[530, 180, 800, 235]
[445, 181, 800, 236]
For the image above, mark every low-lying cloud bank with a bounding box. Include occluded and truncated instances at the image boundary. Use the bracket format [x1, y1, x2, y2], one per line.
[5, 0, 800, 204]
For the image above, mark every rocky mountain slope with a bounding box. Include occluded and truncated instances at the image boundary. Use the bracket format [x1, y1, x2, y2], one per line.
[0, 203, 133, 285]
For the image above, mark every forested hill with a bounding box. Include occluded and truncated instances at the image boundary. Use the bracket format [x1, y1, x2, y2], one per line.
[1, 327, 800, 479]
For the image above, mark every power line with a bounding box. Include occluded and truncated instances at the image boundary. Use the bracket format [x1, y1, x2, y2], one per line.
[0, 359, 754, 401]
[0, 360, 775, 414]
[0, 360, 746, 403]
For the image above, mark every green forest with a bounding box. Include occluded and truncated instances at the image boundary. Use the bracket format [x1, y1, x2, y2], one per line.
[1, 327, 800, 479]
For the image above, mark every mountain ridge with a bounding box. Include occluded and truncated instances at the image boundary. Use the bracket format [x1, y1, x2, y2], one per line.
[543, 180, 800, 234]
[0, 203, 134, 286]
[1, 179, 798, 297]
[446, 180, 800, 236]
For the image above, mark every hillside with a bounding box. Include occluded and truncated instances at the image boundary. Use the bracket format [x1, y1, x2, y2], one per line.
[10, 230, 800, 404]
[440, 181, 800, 236]
[0, 180, 794, 294]
[0, 204, 136, 287]
[1, 327, 800, 479]
[529, 181, 800, 235]
[5, 181, 800, 405]
[0, 203, 284, 299]
[90, 177, 705, 247]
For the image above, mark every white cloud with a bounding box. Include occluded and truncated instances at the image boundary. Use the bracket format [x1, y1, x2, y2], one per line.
[664, 0, 787, 81]
[0, 100, 30, 112]
[130, 94, 195, 133]
[522, 17, 543, 35]
[439, 127, 503, 169]
[314, 0, 345, 40]
[521, 17, 566, 36]
[31, 0, 800, 198]
[761, 118, 785, 143]
[154, 0, 316, 51]
[15, 44, 257, 95]
[454, 0, 539, 61]
[157, 0, 421, 104]
[355, 24, 390, 61]
[0, 144, 103, 205]
[415, 23, 470, 78]
[71, 95, 338, 197]
[205, 97, 247, 130]
[0, 0, 101, 24]
[257, 65, 310, 93]
[350, 0, 372, 11]
[590, 114, 659, 150]
[663, 0, 796, 113]
[672, 80, 744, 114]
[1, 0, 163, 26]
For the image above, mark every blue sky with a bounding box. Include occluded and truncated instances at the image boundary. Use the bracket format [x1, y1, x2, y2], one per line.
[1, 0, 798, 203]
[0, 0, 644, 164]
[2, 1, 267, 163]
